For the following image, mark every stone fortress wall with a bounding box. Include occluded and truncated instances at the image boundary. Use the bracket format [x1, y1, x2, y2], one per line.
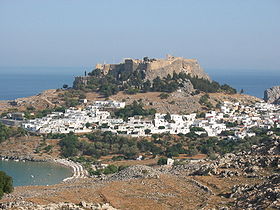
[73, 55, 211, 88]
[95, 55, 211, 81]
[145, 55, 211, 81]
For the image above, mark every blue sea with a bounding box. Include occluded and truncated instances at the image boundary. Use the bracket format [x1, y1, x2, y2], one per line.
[0, 160, 72, 186]
[0, 67, 88, 100]
[0, 67, 279, 186]
[0, 67, 279, 100]
[207, 69, 280, 98]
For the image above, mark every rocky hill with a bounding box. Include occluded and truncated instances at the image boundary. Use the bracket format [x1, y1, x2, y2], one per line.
[107, 91, 259, 114]
[72, 55, 239, 99]
[96, 55, 211, 81]
[264, 86, 280, 104]
[1, 134, 279, 209]
[73, 55, 211, 90]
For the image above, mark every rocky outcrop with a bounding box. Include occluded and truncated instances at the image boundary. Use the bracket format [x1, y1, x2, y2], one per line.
[184, 137, 280, 209]
[108, 165, 160, 181]
[143, 55, 211, 81]
[73, 76, 89, 89]
[231, 174, 280, 209]
[264, 86, 280, 104]
[73, 55, 211, 89]
[180, 79, 195, 94]
[0, 201, 117, 210]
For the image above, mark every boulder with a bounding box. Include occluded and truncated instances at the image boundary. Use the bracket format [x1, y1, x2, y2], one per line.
[264, 86, 280, 104]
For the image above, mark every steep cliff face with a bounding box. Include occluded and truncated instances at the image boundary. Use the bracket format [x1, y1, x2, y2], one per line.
[73, 55, 212, 90]
[145, 56, 211, 81]
[264, 86, 280, 104]
[95, 55, 211, 81]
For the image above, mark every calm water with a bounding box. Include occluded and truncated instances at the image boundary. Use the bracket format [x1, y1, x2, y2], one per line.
[207, 69, 280, 98]
[0, 67, 87, 100]
[0, 67, 279, 186]
[0, 160, 72, 186]
[0, 67, 80, 186]
[0, 67, 279, 100]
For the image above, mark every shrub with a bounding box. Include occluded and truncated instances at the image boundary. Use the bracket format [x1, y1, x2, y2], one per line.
[114, 101, 156, 120]
[144, 129, 151, 134]
[44, 145, 53, 153]
[190, 127, 206, 132]
[0, 123, 25, 143]
[199, 94, 210, 105]
[159, 93, 169, 99]
[59, 134, 80, 157]
[76, 67, 236, 96]
[112, 156, 125, 161]
[103, 165, 118, 175]
[157, 157, 167, 165]
[125, 88, 139, 95]
[0, 171, 13, 199]
[187, 147, 199, 156]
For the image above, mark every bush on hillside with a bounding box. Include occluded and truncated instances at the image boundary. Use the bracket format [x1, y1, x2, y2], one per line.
[0, 171, 13, 199]
[77, 68, 237, 97]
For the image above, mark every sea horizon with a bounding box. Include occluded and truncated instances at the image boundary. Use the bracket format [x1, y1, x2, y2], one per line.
[0, 66, 279, 100]
[0, 66, 89, 100]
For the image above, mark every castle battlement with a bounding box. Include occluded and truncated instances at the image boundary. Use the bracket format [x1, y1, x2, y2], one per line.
[74, 55, 211, 89]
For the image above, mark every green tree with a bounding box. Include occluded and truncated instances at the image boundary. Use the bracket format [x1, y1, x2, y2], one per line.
[59, 134, 80, 157]
[187, 147, 199, 156]
[190, 127, 206, 132]
[220, 84, 237, 94]
[159, 93, 169, 99]
[199, 94, 210, 105]
[142, 80, 151, 92]
[103, 165, 118, 175]
[0, 123, 25, 143]
[144, 129, 151, 134]
[164, 113, 172, 123]
[125, 88, 139, 95]
[88, 68, 102, 77]
[85, 122, 91, 128]
[152, 76, 164, 91]
[0, 171, 13, 199]
[63, 84, 68, 89]
[157, 157, 167, 165]
[114, 101, 156, 120]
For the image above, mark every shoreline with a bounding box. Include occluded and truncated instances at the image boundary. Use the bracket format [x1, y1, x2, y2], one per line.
[0, 89, 58, 102]
[52, 158, 88, 181]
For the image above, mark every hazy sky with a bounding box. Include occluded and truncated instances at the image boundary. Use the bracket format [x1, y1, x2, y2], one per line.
[0, 0, 279, 71]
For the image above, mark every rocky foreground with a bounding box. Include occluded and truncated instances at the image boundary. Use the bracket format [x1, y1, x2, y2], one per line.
[1, 137, 279, 209]
[0, 201, 116, 210]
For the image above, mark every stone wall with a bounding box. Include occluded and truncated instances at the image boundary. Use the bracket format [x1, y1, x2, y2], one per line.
[94, 55, 211, 81]
[73, 55, 211, 88]
[73, 76, 89, 89]
[145, 56, 211, 81]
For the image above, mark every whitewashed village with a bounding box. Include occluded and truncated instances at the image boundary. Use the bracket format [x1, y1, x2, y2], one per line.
[21, 99, 280, 139]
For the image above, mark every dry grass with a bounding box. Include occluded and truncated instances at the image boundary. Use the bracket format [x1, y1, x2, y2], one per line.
[2, 174, 222, 209]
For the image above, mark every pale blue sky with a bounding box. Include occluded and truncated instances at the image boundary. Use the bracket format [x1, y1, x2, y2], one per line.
[0, 0, 279, 71]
